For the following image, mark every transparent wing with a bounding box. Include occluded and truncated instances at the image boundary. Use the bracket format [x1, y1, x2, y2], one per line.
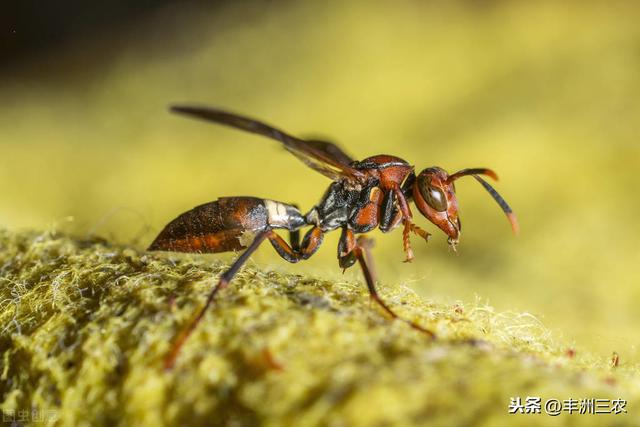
[303, 139, 355, 165]
[170, 105, 365, 183]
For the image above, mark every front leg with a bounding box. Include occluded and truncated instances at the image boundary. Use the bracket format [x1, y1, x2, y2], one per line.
[391, 186, 430, 262]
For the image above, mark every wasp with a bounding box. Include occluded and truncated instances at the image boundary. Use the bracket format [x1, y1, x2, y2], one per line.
[150, 105, 519, 368]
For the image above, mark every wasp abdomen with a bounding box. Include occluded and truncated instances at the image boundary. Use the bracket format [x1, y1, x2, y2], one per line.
[149, 197, 305, 254]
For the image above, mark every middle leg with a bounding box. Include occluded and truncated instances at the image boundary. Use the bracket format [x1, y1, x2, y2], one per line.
[351, 235, 436, 338]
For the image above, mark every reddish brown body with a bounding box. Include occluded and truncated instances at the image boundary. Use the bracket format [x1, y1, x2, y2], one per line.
[149, 197, 304, 253]
[150, 198, 264, 253]
[149, 105, 519, 369]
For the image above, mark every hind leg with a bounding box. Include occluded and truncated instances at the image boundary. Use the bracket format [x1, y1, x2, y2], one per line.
[267, 226, 324, 263]
[153, 197, 316, 368]
[164, 227, 324, 369]
[163, 230, 271, 369]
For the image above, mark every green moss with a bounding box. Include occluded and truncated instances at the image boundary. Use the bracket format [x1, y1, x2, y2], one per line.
[0, 228, 637, 426]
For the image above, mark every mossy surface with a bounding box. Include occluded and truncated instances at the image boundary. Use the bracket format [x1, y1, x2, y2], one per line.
[0, 228, 637, 426]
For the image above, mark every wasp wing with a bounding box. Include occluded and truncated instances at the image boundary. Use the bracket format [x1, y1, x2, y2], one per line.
[170, 105, 365, 183]
[303, 139, 355, 165]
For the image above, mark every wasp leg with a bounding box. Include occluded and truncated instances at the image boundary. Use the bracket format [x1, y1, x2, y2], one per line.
[268, 226, 324, 263]
[337, 226, 358, 269]
[289, 229, 301, 252]
[353, 235, 435, 338]
[379, 190, 402, 233]
[164, 230, 270, 370]
[288, 202, 302, 252]
[391, 186, 430, 262]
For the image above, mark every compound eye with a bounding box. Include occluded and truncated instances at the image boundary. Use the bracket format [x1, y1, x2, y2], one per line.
[420, 182, 447, 212]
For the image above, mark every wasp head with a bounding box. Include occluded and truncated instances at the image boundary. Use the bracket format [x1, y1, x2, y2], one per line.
[412, 167, 519, 249]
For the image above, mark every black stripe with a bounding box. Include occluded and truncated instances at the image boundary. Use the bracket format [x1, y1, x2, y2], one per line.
[473, 176, 513, 214]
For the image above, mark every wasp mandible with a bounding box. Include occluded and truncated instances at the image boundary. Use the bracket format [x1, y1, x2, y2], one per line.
[149, 105, 519, 368]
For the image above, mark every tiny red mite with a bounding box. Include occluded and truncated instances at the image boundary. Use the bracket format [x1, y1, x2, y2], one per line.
[149, 105, 519, 369]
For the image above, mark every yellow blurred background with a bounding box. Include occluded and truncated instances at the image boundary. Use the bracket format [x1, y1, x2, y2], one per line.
[1, 0, 639, 363]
